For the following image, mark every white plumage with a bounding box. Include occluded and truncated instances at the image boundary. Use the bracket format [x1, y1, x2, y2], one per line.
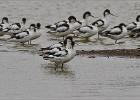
[15, 31, 29, 39]
[110, 27, 122, 34]
[126, 15, 140, 37]
[8, 24, 39, 44]
[46, 16, 82, 38]
[40, 41, 63, 51]
[93, 9, 116, 39]
[56, 24, 69, 32]
[9, 23, 21, 30]
[81, 11, 97, 26]
[39, 42, 64, 56]
[101, 23, 128, 43]
[127, 15, 140, 31]
[39, 36, 76, 71]
[77, 24, 98, 39]
[47, 23, 70, 38]
[45, 20, 67, 31]
[127, 22, 137, 31]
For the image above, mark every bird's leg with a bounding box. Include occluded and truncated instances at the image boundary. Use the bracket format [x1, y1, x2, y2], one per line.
[61, 63, 64, 71]
[54, 63, 58, 71]
[73, 33, 75, 37]
[98, 33, 100, 39]
[29, 40, 32, 45]
[63, 36, 64, 40]
[28, 41, 29, 45]
[115, 40, 117, 44]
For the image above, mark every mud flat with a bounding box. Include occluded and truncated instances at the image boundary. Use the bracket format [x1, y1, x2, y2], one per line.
[76, 48, 140, 58]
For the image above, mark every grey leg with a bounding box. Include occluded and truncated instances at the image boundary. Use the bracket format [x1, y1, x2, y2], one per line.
[28, 41, 29, 45]
[98, 33, 100, 39]
[61, 63, 64, 71]
[115, 40, 117, 44]
[54, 63, 57, 71]
[30, 40, 32, 45]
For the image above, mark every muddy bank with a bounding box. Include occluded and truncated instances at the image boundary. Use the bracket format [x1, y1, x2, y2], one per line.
[76, 48, 140, 58]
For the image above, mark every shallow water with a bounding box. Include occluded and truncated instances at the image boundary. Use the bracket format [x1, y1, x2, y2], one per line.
[0, 0, 140, 99]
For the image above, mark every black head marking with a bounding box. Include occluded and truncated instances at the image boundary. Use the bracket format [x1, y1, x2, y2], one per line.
[119, 23, 126, 27]
[119, 23, 126, 31]
[68, 16, 77, 23]
[29, 24, 36, 32]
[2, 17, 9, 24]
[36, 23, 41, 29]
[30, 24, 35, 27]
[103, 9, 111, 17]
[22, 18, 26, 24]
[136, 15, 140, 22]
[83, 11, 91, 19]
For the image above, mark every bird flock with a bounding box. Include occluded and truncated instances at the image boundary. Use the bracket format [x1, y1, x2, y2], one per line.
[0, 9, 140, 71]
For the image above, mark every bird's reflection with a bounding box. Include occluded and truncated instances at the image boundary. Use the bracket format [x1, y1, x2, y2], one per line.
[41, 62, 75, 78]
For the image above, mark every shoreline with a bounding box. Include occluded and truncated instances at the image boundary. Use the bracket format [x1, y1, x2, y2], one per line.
[76, 48, 140, 58]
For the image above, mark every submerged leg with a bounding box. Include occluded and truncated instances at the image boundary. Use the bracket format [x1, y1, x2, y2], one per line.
[54, 63, 58, 71]
[61, 63, 64, 71]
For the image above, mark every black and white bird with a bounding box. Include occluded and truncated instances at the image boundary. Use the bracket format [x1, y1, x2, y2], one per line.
[9, 18, 27, 32]
[9, 24, 36, 44]
[127, 15, 140, 31]
[47, 23, 70, 39]
[6, 18, 28, 37]
[9, 23, 21, 31]
[101, 23, 128, 44]
[45, 20, 68, 31]
[81, 11, 97, 26]
[46, 16, 82, 39]
[0, 17, 10, 33]
[68, 16, 82, 36]
[29, 23, 42, 42]
[40, 36, 76, 71]
[93, 9, 117, 39]
[39, 41, 64, 52]
[76, 22, 98, 39]
[68, 16, 82, 28]
[20, 18, 28, 32]
[127, 15, 140, 37]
